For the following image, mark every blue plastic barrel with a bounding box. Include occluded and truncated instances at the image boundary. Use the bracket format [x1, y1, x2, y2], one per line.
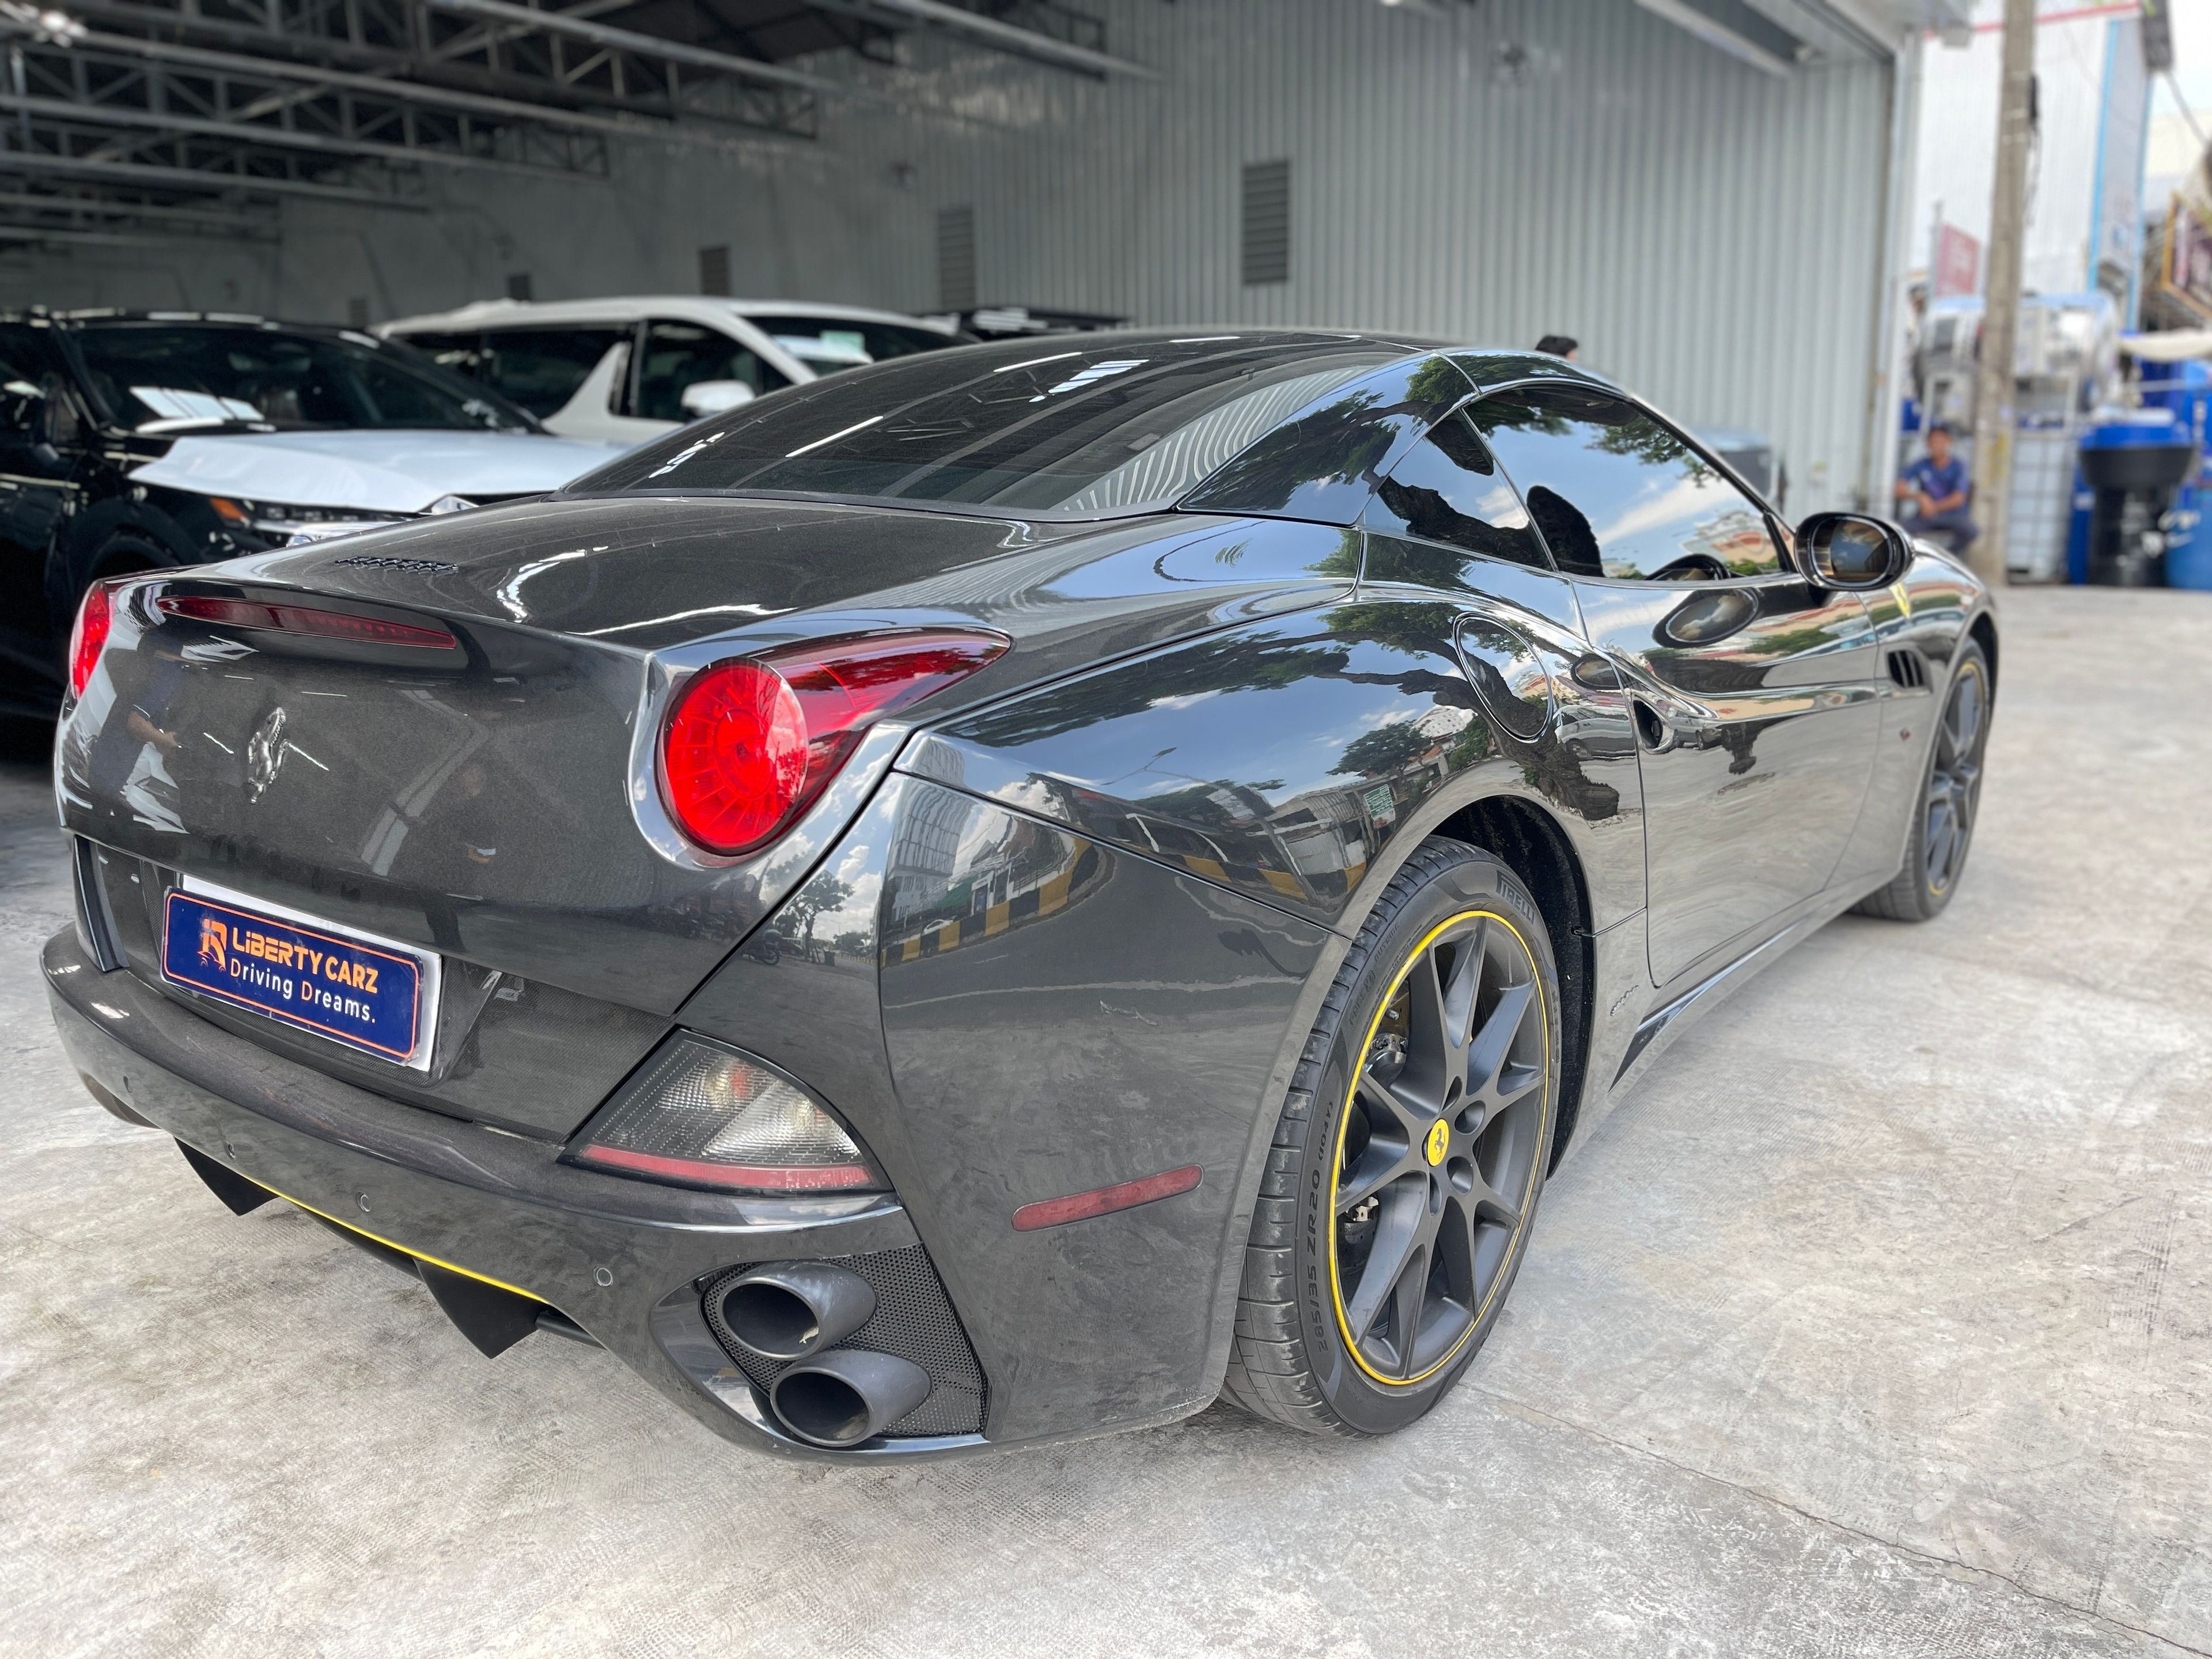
[2130, 365, 2212, 588]
[2169, 480, 2212, 589]
[2066, 469, 2094, 584]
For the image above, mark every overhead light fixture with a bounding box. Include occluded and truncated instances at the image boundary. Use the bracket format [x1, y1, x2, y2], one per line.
[1633, 0, 1793, 78]
[0, 1, 86, 43]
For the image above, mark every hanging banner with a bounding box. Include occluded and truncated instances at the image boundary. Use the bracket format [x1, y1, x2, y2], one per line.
[1932, 223, 1982, 300]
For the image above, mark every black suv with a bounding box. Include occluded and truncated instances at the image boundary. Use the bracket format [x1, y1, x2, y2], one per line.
[1, 310, 601, 719]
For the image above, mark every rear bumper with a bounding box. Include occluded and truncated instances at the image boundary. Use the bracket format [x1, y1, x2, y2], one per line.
[40, 927, 994, 1462]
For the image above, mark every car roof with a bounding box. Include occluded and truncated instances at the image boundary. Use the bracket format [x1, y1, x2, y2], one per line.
[5, 309, 383, 336]
[382, 296, 963, 336]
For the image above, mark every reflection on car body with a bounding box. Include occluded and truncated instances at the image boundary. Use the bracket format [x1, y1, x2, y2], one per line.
[46, 329, 1994, 1460]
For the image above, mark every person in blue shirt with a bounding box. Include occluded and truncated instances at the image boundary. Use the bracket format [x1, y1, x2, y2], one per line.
[1894, 421, 1976, 552]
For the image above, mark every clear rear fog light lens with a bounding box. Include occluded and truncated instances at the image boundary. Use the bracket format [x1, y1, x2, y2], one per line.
[567, 1035, 880, 1193]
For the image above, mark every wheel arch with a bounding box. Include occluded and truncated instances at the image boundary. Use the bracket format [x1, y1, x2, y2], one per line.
[1427, 791, 1594, 1169]
[1968, 609, 1998, 695]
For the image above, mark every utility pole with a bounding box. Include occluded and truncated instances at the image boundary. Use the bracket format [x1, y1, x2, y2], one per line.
[1968, 0, 2036, 586]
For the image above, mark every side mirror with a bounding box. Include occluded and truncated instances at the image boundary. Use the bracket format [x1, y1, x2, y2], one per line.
[1795, 510, 1911, 590]
[679, 379, 755, 418]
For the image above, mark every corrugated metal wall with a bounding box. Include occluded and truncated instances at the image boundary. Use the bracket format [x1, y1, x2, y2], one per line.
[0, 0, 1898, 509]
[851, 0, 1897, 510]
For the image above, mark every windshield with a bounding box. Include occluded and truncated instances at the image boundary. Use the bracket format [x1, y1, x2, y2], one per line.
[572, 334, 1403, 518]
[753, 315, 963, 378]
[70, 323, 540, 435]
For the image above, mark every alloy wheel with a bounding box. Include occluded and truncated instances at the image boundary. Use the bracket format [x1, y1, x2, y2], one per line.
[1331, 910, 1549, 1385]
[1925, 660, 1987, 895]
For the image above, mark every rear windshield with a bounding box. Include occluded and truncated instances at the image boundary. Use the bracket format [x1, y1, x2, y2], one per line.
[69, 322, 539, 435]
[571, 336, 1402, 518]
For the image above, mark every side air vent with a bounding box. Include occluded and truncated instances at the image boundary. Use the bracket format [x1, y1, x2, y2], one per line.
[703, 1245, 987, 1438]
[1885, 648, 1930, 691]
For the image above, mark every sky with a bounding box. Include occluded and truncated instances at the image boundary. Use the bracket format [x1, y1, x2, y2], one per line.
[2150, 0, 2212, 137]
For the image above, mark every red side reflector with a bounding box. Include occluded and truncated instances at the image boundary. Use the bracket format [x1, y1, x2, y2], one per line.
[1011, 1165, 1203, 1232]
[572, 1143, 877, 1191]
[157, 593, 458, 650]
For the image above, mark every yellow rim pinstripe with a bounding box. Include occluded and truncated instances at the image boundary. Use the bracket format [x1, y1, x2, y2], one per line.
[1327, 905, 1551, 1388]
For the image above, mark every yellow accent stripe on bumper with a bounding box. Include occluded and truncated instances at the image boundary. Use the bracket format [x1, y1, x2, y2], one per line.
[271, 1183, 543, 1303]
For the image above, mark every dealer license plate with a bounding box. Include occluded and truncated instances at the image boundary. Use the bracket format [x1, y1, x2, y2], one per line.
[161, 884, 436, 1068]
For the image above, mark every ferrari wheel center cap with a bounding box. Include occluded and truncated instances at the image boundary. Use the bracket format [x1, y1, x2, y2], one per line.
[1424, 1119, 1450, 1166]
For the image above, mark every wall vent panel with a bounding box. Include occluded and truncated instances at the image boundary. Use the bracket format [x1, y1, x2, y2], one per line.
[937, 205, 978, 311]
[1241, 159, 1291, 287]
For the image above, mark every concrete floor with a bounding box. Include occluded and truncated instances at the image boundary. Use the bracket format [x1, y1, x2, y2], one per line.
[3, 585, 2208, 1658]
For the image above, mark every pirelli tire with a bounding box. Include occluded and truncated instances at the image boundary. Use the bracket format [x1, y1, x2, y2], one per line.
[1221, 836, 1561, 1437]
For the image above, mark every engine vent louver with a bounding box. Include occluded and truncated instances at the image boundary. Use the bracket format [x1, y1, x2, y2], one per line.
[1886, 648, 1930, 691]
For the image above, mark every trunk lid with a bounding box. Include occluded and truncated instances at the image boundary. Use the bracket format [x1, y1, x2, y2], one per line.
[209, 494, 1103, 646]
[57, 495, 1348, 1036]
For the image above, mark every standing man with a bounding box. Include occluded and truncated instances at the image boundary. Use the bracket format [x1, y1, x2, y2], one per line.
[1895, 421, 1978, 553]
[1535, 335, 1578, 360]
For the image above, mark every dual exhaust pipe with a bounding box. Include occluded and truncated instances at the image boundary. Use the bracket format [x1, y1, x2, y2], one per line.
[717, 1262, 931, 1449]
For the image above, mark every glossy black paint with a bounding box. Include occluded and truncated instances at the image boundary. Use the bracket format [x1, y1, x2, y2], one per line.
[904, 572, 1646, 939]
[54, 504, 1352, 1023]
[876, 779, 1331, 1437]
[1573, 575, 1882, 991]
[46, 331, 1997, 1457]
[43, 930, 935, 1462]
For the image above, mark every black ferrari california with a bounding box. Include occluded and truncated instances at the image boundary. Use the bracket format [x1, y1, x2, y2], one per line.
[44, 331, 1995, 1457]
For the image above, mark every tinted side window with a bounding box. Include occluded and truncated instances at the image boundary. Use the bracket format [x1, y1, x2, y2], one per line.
[1471, 387, 1783, 581]
[399, 330, 484, 382]
[753, 316, 959, 376]
[355, 351, 483, 427]
[1360, 407, 1550, 575]
[636, 320, 791, 422]
[479, 326, 629, 418]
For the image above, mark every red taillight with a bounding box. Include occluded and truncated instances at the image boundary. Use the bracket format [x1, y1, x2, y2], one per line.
[156, 593, 459, 650]
[67, 580, 116, 699]
[661, 661, 809, 854]
[660, 629, 1008, 857]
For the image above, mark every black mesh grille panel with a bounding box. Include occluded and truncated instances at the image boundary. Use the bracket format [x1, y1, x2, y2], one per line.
[703, 1246, 987, 1438]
